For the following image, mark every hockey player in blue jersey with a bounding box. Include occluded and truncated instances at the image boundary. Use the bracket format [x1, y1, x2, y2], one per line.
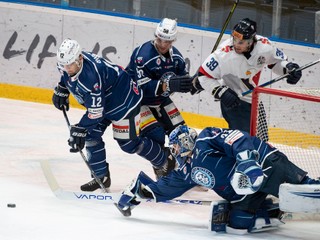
[125, 18, 192, 178]
[117, 125, 320, 232]
[52, 39, 175, 191]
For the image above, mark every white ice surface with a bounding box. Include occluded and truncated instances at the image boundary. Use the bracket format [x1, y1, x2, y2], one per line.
[0, 98, 320, 240]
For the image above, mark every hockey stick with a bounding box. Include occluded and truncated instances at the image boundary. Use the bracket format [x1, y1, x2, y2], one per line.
[61, 107, 131, 216]
[62, 107, 107, 192]
[40, 160, 212, 206]
[211, 0, 239, 53]
[190, 0, 239, 93]
[242, 58, 320, 96]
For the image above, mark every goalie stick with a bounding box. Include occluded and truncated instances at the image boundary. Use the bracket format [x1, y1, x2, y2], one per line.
[242, 58, 320, 96]
[211, 0, 239, 53]
[40, 160, 212, 207]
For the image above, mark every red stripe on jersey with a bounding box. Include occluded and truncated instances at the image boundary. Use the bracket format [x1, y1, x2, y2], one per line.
[168, 108, 179, 115]
[113, 125, 129, 130]
[199, 66, 214, 78]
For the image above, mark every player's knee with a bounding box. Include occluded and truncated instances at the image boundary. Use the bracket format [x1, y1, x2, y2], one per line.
[86, 140, 105, 156]
[117, 138, 142, 154]
[141, 126, 165, 146]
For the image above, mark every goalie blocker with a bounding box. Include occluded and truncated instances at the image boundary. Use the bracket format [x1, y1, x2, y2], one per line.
[279, 183, 320, 213]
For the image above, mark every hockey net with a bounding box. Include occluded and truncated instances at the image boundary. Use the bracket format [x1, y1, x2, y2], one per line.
[250, 87, 320, 179]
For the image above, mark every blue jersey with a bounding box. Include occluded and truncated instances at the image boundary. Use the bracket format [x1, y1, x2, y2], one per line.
[147, 127, 278, 202]
[57, 52, 142, 132]
[125, 40, 187, 106]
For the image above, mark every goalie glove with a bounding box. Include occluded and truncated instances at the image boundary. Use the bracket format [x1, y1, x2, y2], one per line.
[52, 83, 70, 111]
[285, 62, 302, 85]
[158, 74, 193, 96]
[212, 86, 240, 109]
[117, 171, 155, 211]
[230, 150, 264, 195]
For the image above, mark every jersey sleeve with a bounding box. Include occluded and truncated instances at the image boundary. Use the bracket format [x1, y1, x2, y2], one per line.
[269, 46, 289, 75]
[199, 127, 256, 159]
[198, 53, 222, 92]
[258, 37, 289, 75]
[125, 47, 158, 97]
[146, 166, 196, 202]
[56, 64, 69, 88]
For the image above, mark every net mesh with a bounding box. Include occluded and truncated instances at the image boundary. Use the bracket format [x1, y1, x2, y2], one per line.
[251, 87, 320, 178]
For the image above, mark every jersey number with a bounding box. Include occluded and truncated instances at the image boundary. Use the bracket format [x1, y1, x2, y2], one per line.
[275, 48, 285, 59]
[91, 97, 102, 107]
[206, 57, 219, 71]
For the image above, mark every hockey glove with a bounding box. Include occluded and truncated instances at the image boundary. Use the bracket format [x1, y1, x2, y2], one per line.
[212, 86, 240, 109]
[118, 171, 155, 211]
[52, 83, 70, 111]
[285, 62, 302, 85]
[230, 150, 264, 195]
[159, 75, 193, 96]
[190, 75, 204, 95]
[68, 125, 87, 153]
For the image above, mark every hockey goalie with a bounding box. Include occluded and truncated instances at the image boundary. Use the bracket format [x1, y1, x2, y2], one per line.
[116, 125, 320, 234]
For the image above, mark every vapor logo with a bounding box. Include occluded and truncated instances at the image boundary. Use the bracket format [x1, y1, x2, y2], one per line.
[74, 193, 114, 201]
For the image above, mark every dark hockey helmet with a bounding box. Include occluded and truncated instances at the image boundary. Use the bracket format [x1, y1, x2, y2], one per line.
[169, 125, 198, 167]
[232, 18, 257, 40]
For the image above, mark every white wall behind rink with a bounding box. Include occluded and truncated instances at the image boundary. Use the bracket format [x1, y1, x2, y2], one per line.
[0, 2, 319, 118]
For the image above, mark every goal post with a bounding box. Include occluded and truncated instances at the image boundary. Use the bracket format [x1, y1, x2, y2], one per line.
[250, 87, 320, 179]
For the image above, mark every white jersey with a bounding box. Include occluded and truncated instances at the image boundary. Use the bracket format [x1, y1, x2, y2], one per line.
[199, 35, 288, 103]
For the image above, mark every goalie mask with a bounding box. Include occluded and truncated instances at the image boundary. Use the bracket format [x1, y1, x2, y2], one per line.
[169, 125, 198, 166]
[57, 39, 82, 66]
[155, 18, 177, 41]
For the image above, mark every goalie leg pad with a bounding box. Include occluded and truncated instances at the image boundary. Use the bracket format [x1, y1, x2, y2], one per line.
[249, 218, 284, 233]
[228, 208, 255, 230]
[279, 183, 320, 213]
[117, 171, 155, 212]
[229, 207, 284, 233]
[208, 200, 230, 232]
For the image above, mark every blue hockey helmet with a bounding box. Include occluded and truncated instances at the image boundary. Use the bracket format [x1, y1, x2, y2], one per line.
[169, 125, 198, 166]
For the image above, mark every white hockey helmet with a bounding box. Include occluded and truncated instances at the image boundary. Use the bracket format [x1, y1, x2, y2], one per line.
[56, 38, 82, 65]
[155, 18, 177, 41]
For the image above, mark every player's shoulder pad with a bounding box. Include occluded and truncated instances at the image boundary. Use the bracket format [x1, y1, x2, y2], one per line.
[255, 35, 274, 51]
[215, 38, 234, 54]
[171, 45, 184, 57]
[133, 41, 157, 63]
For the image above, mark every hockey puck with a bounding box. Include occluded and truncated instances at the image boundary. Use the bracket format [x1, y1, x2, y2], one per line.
[7, 203, 16, 208]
